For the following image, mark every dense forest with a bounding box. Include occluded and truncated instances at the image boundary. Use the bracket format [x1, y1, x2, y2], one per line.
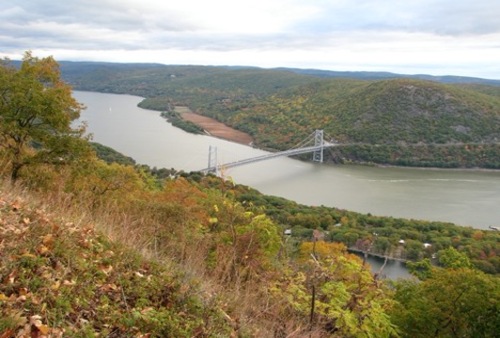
[57, 60, 500, 168]
[1, 54, 499, 337]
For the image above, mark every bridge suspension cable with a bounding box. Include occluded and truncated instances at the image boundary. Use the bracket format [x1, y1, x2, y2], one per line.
[200, 130, 337, 175]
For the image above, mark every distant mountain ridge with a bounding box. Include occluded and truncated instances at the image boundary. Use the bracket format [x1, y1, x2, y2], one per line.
[274, 67, 500, 85]
[8, 59, 500, 85]
[56, 61, 500, 86]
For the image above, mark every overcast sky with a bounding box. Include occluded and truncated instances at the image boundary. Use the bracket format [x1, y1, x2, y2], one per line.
[1, 0, 499, 79]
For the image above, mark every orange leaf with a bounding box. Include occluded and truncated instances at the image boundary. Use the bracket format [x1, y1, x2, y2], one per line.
[0, 329, 15, 338]
[37, 324, 50, 335]
[42, 234, 54, 246]
[37, 244, 50, 255]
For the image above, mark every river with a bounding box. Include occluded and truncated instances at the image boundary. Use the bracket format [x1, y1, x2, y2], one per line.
[74, 91, 500, 231]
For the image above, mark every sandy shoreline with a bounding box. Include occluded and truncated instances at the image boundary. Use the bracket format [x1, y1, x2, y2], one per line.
[175, 106, 254, 145]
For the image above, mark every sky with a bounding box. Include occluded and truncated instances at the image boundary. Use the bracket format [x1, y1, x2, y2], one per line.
[1, 0, 500, 79]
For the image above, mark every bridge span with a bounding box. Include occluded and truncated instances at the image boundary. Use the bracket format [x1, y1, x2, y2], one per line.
[200, 130, 337, 175]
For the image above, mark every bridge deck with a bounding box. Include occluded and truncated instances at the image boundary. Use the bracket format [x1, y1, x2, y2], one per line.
[201, 143, 336, 173]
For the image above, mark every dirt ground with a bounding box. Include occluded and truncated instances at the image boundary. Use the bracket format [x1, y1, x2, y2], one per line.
[176, 107, 254, 145]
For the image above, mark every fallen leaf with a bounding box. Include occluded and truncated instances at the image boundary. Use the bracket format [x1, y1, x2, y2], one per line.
[99, 264, 113, 275]
[0, 329, 15, 338]
[100, 283, 118, 292]
[63, 279, 76, 286]
[29, 315, 42, 326]
[37, 244, 50, 255]
[37, 324, 50, 335]
[42, 234, 54, 246]
[51, 281, 61, 291]
[11, 201, 21, 211]
[6, 270, 17, 284]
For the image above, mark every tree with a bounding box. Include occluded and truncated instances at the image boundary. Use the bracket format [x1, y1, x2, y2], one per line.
[391, 268, 499, 337]
[207, 197, 282, 284]
[0, 52, 89, 181]
[437, 247, 472, 269]
[272, 243, 397, 337]
[406, 258, 433, 280]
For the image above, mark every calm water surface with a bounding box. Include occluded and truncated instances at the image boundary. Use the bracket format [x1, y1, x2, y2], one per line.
[74, 91, 500, 230]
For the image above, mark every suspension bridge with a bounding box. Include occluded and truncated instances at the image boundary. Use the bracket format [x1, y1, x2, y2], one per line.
[200, 130, 338, 175]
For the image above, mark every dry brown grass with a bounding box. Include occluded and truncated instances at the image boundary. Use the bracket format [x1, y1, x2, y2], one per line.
[0, 176, 277, 336]
[0, 177, 236, 336]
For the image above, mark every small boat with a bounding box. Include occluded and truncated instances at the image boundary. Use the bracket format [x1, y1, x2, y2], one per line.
[489, 226, 499, 231]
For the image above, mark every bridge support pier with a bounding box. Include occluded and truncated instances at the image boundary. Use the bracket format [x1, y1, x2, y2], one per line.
[312, 129, 324, 163]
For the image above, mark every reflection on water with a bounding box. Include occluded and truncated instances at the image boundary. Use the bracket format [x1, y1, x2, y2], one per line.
[350, 252, 413, 280]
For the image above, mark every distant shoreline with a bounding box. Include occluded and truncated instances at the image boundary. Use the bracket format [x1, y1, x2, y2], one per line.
[173, 106, 499, 172]
[374, 163, 500, 172]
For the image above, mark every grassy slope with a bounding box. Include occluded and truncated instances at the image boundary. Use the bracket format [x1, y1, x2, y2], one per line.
[0, 182, 231, 337]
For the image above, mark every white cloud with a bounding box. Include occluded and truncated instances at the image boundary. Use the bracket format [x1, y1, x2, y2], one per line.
[1, 0, 499, 79]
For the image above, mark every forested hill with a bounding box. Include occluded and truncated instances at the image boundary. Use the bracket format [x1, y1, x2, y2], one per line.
[57, 61, 318, 98]
[230, 79, 500, 168]
[234, 77, 500, 144]
[2, 55, 499, 337]
[58, 61, 500, 168]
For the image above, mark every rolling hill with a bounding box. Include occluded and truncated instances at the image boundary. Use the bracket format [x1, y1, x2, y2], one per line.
[225, 78, 500, 167]
[57, 61, 500, 168]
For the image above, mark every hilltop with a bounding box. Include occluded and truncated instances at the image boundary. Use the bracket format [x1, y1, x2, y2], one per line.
[225, 78, 500, 168]
[56, 61, 500, 168]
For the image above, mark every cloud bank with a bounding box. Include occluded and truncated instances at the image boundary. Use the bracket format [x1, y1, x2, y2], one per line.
[1, 0, 499, 78]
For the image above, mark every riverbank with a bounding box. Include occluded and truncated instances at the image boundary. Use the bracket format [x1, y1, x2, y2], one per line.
[175, 106, 254, 145]
[348, 247, 408, 262]
[74, 91, 500, 229]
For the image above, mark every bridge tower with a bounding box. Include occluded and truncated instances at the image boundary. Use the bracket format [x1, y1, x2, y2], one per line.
[312, 129, 324, 163]
[207, 145, 219, 176]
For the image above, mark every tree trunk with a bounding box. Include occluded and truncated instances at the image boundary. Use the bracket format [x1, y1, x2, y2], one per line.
[11, 162, 23, 182]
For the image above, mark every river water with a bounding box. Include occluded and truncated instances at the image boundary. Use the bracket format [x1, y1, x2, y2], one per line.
[74, 91, 500, 231]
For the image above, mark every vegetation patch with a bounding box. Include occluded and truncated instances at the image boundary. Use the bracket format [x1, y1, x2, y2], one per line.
[0, 188, 231, 337]
[1, 53, 499, 337]
[62, 62, 500, 168]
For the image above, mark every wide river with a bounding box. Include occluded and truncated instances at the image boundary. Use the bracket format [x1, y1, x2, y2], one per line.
[74, 91, 500, 231]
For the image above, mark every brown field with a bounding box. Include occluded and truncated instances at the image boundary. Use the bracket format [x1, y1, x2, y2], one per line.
[176, 106, 254, 145]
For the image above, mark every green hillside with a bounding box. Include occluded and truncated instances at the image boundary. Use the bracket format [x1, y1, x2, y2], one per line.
[58, 61, 500, 168]
[2, 54, 500, 337]
[236, 78, 500, 144]
[59, 62, 319, 100]
[223, 79, 500, 168]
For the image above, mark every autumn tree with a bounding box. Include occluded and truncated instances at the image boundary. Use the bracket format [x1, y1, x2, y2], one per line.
[271, 241, 397, 337]
[437, 246, 472, 269]
[206, 195, 282, 284]
[0, 52, 89, 181]
[391, 267, 499, 337]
